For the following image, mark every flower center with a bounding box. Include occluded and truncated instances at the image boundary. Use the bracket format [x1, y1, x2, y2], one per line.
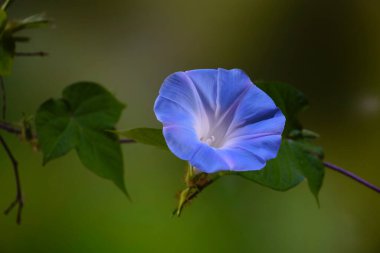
[200, 135, 215, 146]
[198, 123, 229, 148]
[196, 94, 245, 149]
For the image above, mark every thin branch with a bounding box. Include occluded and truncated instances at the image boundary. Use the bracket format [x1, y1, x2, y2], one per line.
[119, 138, 136, 144]
[0, 121, 22, 135]
[0, 135, 23, 224]
[0, 121, 136, 143]
[173, 179, 216, 217]
[324, 161, 380, 193]
[173, 172, 223, 217]
[15, 52, 49, 57]
[0, 77, 6, 120]
[182, 178, 215, 208]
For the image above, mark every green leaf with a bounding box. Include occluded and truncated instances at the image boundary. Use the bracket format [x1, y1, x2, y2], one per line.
[116, 127, 168, 150]
[239, 139, 324, 202]
[256, 82, 308, 135]
[5, 13, 51, 34]
[293, 139, 324, 160]
[35, 82, 128, 195]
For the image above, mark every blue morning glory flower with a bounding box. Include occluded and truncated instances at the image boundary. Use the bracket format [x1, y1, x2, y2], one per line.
[154, 68, 285, 173]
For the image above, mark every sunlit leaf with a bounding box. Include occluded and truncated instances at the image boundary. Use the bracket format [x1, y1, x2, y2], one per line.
[116, 128, 168, 150]
[6, 13, 51, 33]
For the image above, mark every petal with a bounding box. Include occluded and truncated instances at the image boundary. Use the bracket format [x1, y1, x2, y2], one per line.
[163, 125, 201, 160]
[154, 96, 196, 127]
[185, 68, 253, 123]
[227, 110, 285, 142]
[154, 71, 211, 135]
[157, 72, 198, 113]
[227, 134, 282, 161]
[215, 68, 252, 118]
[189, 144, 229, 173]
[185, 69, 218, 113]
[185, 68, 257, 143]
[228, 84, 282, 133]
[218, 148, 266, 171]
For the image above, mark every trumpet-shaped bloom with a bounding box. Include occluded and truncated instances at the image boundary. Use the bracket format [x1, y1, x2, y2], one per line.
[154, 68, 285, 173]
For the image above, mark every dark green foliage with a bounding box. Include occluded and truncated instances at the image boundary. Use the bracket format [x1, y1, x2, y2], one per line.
[239, 139, 324, 202]
[239, 82, 325, 201]
[256, 82, 308, 136]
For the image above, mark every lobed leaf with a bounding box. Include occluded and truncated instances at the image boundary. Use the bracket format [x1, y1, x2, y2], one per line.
[35, 82, 128, 195]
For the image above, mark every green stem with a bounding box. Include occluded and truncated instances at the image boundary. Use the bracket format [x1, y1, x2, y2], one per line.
[185, 163, 194, 186]
[173, 168, 227, 217]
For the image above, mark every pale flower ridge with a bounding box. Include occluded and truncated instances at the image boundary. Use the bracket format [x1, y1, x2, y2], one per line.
[154, 68, 286, 173]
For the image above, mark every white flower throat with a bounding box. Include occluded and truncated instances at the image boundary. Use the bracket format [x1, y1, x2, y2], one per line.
[200, 135, 215, 145]
[197, 117, 231, 148]
[195, 103, 237, 149]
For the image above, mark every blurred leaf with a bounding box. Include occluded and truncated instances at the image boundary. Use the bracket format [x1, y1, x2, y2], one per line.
[0, 35, 15, 75]
[0, 8, 12, 75]
[0, 9, 7, 33]
[0, 12, 51, 75]
[239, 139, 324, 202]
[256, 82, 308, 135]
[116, 128, 168, 150]
[289, 129, 320, 140]
[6, 13, 51, 33]
[1, 0, 14, 11]
[35, 82, 128, 195]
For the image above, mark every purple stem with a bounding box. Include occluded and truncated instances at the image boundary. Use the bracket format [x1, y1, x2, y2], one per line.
[119, 138, 136, 144]
[324, 161, 380, 193]
[0, 121, 21, 135]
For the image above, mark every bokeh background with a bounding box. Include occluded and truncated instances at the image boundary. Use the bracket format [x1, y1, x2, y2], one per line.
[1, 0, 380, 252]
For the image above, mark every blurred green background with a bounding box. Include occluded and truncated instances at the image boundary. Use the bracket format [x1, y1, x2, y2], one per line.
[1, 0, 380, 252]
